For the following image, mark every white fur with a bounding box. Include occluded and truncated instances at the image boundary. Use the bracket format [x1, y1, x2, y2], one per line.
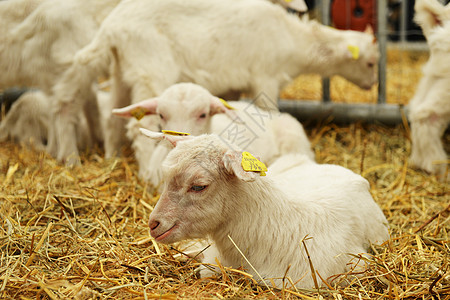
[0, 0, 120, 163]
[143, 132, 389, 288]
[0, 0, 44, 31]
[113, 83, 314, 186]
[270, 0, 307, 12]
[0, 90, 49, 150]
[0, 0, 119, 94]
[408, 0, 450, 179]
[50, 0, 378, 162]
[0, 89, 111, 152]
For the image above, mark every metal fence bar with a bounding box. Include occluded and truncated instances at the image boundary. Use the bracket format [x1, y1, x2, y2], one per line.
[279, 100, 408, 125]
[317, 0, 388, 105]
[377, 0, 388, 104]
[400, 0, 409, 43]
[319, 0, 331, 103]
[277, 0, 414, 125]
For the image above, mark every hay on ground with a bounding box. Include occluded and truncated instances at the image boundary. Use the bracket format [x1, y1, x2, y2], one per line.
[0, 122, 448, 299]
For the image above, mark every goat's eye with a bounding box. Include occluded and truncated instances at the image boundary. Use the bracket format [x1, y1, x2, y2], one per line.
[190, 185, 207, 192]
[159, 113, 164, 120]
[199, 113, 206, 119]
[367, 63, 374, 68]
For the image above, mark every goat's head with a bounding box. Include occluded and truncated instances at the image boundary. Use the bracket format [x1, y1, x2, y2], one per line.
[112, 83, 237, 136]
[140, 130, 262, 244]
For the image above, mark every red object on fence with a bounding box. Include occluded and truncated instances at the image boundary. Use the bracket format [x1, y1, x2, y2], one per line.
[331, 0, 376, 32]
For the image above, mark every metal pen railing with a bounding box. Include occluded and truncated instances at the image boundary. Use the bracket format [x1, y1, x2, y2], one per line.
[279, 0, 428, 125]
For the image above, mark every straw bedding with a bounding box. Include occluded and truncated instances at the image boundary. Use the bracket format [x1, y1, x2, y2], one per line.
[1, 123, 448, 299]
[0, 49, 449, 299]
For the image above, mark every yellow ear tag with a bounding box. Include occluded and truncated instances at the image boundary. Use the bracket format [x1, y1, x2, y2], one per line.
[241, 151, 267, 176]
[219, 98, 236, 110]
[347, 45, 360, 60]
[130, 107, 147, 121]
[284, 0, 292, 2]
[162, 130, 190, 136]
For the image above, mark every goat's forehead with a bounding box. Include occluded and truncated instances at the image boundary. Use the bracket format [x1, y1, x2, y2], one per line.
[159, 96, 212, 117]
[160, 84, 213, 107]
[163, 136, 228, 175]
[163, 161, 218, 186]
[356, 33, 378, 54]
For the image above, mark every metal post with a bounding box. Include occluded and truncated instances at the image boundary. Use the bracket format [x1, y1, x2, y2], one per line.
[320, 0, 331, 103]
[400, 0, 408, 43]
[377, 0, 388, 104]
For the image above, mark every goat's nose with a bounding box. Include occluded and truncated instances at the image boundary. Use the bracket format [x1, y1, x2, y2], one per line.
[149, 220, 160, 230]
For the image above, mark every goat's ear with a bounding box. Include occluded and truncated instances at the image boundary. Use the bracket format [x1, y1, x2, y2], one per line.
[222, 150, 259, 182]
[363, 25, 378, 44]
[210, 97, 229, 115]
[139, 128, 193, 147]
[364, 24, 374, 35]
[112, 98, 159, 120]
[285, 0, 308, 12]
[346, 45, 360, 60]
[210, 97, 241, 122]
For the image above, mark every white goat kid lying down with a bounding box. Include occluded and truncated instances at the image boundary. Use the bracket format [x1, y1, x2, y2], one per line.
[0, 0, 120, 161]
[140, 130, 389, 288]
[113, 83, 314, 186]
[409, 0, 450, 179]
[0, 90, 49, 151]
[0, 89, 111, 152]
[51, 0, 379, 163]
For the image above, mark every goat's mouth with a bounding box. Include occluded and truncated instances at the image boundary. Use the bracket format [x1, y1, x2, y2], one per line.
[362, 84, 374, 90]
[153, 224, 178, 242]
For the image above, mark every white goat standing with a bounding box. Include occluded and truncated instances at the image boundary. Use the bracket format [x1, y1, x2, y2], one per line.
[0, 0, 119, 94]
[140, 130, 389, 288]
[50, 0, 379, 163]
[113, 83, 314, 186]
[0, 0, 44, 35]
[409, 0, 450, 179]
[0, 0, 302, 93]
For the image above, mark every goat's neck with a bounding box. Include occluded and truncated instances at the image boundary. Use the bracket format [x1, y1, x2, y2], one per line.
[209, 178, 307, 266]
[289, 20, 348, 77]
